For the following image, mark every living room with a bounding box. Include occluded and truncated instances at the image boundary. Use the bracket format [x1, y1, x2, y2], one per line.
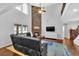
[0, 3, 64, 56]
[0, 3, 79, 56]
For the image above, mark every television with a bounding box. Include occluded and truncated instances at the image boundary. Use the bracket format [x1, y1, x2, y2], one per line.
[46, 26, 55, 32]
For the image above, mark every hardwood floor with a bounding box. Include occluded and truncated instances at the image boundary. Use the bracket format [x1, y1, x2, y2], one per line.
[45, 38, 79, 56]
[6, 46, 26, 56]
[0, 48, 19, 56]
[0, 38, 79, 56]
[63, 39, 79, 56]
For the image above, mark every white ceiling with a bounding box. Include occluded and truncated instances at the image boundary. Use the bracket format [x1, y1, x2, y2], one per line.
[30, 3, 56, 7]
[29, 3, 79, 23]
[0, 3, 22, 15]
[0, 3, 21, 9]
[0, 3, 55, 15]
[1, 3, 78, 24]
[61, 3, 79, 23]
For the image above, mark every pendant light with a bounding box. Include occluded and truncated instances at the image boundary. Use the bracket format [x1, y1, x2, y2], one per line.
[38, 3, 46, 14]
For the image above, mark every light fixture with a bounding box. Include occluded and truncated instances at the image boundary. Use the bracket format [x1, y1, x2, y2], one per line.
[73, 9, 78, 12]
[34, 26, 40, 29]
[38, 10, 43, 14]
[38, 3, 46, 14]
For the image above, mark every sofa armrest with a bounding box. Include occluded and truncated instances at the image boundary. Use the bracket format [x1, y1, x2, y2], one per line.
[40, 40, 48, 56]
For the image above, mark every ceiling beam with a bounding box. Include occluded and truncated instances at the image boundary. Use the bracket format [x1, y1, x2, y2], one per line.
[61, 3, 66, 15]
[61, 3, 70, 19]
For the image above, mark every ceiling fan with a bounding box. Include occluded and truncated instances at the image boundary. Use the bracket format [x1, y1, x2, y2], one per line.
[32, 3, 46, 14]
[38, 3, 46, 14]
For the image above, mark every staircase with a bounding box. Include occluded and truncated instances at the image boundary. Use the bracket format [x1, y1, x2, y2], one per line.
[70, 26, 79, 40]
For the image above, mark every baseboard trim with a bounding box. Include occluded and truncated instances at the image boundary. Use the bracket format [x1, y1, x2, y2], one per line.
[0, 44, 12, 49]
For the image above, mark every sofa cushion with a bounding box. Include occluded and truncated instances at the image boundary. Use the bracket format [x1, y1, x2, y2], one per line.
[23, 47, 40, 56]
[13, 44, 24, 53]
[21, 37, 41, 51]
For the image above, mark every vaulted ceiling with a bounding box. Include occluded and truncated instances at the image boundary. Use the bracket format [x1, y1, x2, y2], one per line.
[0, 3, 22, 15]
[61, 3, 79, 23]
[0, 3, 79, 24]
[0, 3, 57, 15]
[30, 3, 56, 7]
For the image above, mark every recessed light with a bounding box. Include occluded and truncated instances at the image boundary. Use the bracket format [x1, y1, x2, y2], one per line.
[73, 9, 78, 12]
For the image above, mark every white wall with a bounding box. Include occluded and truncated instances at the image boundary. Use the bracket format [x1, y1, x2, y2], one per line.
[0, 3, 64, 48]
[25, 4, 32, 33]
[64, 21, 79, 38]
[0, 4, 31, 48]
[41, 4, 63, 39]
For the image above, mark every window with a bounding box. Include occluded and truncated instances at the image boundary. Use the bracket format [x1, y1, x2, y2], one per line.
[22, 25, 27, 33]
[18, 26, 22, 33]
[13, 24, 27, 34]
[16, 3, 28, 14]
[14, 25, 17, 34]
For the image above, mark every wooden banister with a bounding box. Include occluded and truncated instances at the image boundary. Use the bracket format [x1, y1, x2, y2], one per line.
[70, 26, 79, 40]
